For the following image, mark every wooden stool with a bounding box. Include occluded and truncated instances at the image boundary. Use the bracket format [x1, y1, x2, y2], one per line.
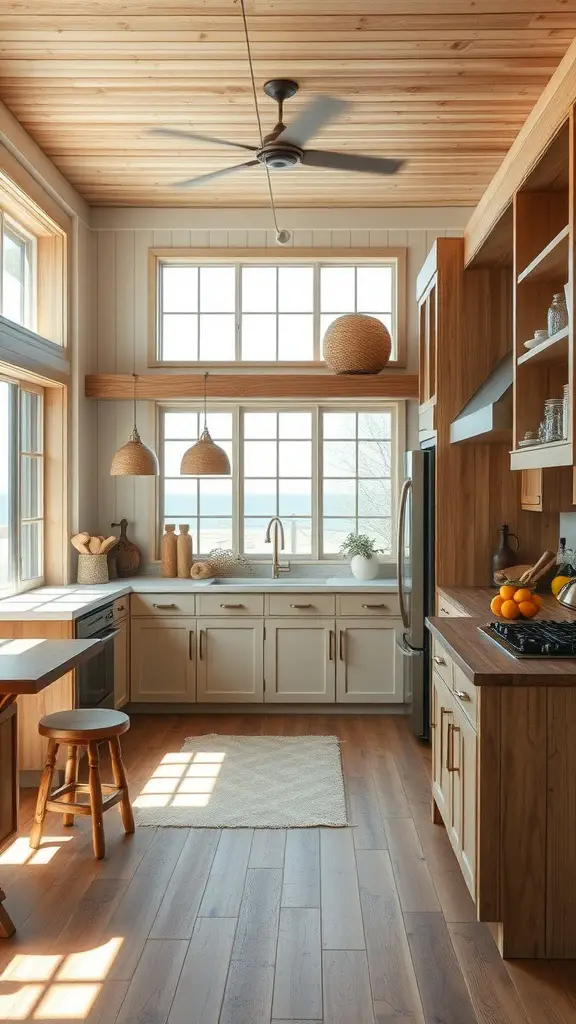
[29, 709, 134, 860]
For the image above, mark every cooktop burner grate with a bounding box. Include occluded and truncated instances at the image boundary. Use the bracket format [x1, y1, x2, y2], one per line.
[479, 620, 576, 658]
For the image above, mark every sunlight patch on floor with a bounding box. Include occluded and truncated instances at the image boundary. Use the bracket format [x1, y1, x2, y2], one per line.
[0, 837, 73, 867]
[132, 750, 225, 810]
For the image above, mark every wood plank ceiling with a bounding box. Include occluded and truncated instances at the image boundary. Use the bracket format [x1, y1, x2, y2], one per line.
[0, 2, 575, 208]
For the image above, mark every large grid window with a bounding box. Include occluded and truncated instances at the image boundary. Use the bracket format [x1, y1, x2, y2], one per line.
[159, 404, 400, 560]
[0, 380, 44, 595]
[1, 215, 35, 330]
[155, 257, 400, 364]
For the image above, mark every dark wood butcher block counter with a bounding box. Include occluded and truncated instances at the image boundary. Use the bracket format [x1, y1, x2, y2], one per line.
[437, 585, 576, 620]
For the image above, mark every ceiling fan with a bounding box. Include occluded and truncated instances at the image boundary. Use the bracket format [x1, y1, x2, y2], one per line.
[149, 79, 405, 191]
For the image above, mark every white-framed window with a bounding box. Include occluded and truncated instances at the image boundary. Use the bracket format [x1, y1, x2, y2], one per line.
[0, 379, 44, 596]
[158, 402, 403, 561]
[152, 251, 405, 366]
[0, 214, 35, 331]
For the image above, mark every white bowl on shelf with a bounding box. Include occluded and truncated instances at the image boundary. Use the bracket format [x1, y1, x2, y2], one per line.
[524, 329, 549, 350]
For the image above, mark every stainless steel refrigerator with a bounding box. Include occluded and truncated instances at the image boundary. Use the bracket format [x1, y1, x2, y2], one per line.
[396, 444, 435, 739]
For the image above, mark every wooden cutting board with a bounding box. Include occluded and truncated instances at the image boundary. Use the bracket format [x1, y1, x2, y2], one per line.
[111, 519, 141, 577]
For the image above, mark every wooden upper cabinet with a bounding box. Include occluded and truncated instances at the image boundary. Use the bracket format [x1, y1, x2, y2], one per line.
[418, 275, 437, 431]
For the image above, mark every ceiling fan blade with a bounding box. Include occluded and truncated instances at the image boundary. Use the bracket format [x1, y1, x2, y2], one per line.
[173, 160, 260, 189]
[302, 150, 404, 175]
[148, 127, 257, 152]
[277, 96, 348, 148]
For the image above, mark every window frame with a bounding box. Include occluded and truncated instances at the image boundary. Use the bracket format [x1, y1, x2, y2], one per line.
[0, 213, 37, 333]
[156, 399, 405, 563]
[0, 376, 45, 598]
[149, 248, 407, 369]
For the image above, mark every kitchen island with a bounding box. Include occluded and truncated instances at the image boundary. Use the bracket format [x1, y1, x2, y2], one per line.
[428, 612, 576, 960]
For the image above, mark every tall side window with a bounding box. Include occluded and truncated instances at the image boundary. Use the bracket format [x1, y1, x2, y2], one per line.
[0, 380, 44, 595]
[0, 216, 35, 330]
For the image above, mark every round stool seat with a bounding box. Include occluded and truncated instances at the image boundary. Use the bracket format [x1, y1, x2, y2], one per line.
[38, 708, 130, 742]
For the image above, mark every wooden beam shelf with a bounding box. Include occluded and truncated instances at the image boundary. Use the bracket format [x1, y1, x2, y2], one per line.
[85, 373, 419, 401]
[517, 225, 570, 285]
[517, 326, 569, 366]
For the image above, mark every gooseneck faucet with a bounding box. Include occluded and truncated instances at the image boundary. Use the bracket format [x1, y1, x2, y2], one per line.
[265, 516, 291, 579]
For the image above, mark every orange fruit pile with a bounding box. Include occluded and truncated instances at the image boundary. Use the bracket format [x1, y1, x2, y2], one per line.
[490, 585, 542, 620]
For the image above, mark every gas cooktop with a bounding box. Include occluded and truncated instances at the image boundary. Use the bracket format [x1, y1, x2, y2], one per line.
[479, 620, 576, 659]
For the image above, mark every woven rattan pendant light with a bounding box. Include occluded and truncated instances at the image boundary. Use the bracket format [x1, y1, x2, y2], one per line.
[180, 373, 231, 476]
[110, 373, 159, 476]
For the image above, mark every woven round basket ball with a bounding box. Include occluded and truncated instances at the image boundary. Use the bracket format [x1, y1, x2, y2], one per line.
[323, 313, 392, 374]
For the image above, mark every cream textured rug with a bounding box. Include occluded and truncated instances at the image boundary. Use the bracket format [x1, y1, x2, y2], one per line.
[133, 734, 348, 828]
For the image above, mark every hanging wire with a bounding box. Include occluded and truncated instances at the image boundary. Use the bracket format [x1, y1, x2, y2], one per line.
[202, 371, 208, 429]
[239, 0, 282, 237]
[132, 372, 138, 435]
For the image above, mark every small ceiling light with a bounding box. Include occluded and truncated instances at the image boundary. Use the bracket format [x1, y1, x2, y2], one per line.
[180, 372, 231, 476]
[110, 373, 159, 476]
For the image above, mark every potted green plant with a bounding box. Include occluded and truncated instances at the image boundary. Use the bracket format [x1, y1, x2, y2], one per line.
[340, 533, 381, 581]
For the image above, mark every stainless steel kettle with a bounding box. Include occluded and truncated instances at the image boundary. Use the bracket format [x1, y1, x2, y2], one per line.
[557, 579, 576, 609]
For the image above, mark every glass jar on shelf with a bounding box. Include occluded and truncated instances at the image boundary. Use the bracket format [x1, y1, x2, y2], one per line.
[563, 383, 570, 440]
[547, 292, 569, 336]
[544, 397, 564, 442]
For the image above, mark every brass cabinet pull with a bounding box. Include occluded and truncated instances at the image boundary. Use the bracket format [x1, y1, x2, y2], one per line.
[339, 630, 345, 661]
[290, 603, 312, 609]
[329, 630, 334, 661]
[199, 630, 205, 661]
[153, 603, 177, 609]
[433, 655, 446, 666]
[362, 603, 387, 609]
[441, 707, 453, 769]
[188, 630, 194, 661]
[220, 603, 244, 609]
[448, 723, 460, 773]
[454, 689, 471, 702]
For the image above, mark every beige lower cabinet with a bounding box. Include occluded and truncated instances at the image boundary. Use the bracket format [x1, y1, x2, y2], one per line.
[264, 619, 336, 702]
[131, 617, 196, 702]
[113, 618, 130, 708]
[196, 619, 264, 703]
[336, 618, 404, 703]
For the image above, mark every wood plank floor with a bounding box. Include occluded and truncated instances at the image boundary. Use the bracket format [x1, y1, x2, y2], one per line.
[2, 713, 576, 1023]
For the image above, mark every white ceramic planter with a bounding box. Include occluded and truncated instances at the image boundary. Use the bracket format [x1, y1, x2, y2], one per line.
[350, 553, 379, 581]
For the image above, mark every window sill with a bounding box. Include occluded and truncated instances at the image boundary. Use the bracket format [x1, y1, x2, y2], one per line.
[0, 317, 69, 380]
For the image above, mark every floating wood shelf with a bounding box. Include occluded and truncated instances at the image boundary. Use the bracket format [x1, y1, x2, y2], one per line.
[85, 372, 419, 401]
[517, 326, 569, 366]
[510, 439, 572, 471]
[517, 225, 570, 284]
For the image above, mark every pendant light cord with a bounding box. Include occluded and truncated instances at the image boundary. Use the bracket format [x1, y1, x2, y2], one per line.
[132, 372, 138, 436]
[203, 371, 208, 430]
[239, 0, 282, 236]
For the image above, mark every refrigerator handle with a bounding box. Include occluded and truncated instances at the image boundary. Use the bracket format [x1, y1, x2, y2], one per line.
[396, 477, 412, 631]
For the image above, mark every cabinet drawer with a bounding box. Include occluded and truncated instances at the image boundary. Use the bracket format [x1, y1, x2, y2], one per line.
[337, 593, 400, 617]
[267, 593, 335, 617]
[113, 595, 129, 622]
[437, 596, 465, 617]
[131, 593, 196, 617]
[452, 663, 477, 727]
[431, 637, 452, 688]
[196, 593, 264, 617]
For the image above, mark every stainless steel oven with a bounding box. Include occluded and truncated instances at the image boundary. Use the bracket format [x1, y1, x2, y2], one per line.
[75, 604, 117, 709]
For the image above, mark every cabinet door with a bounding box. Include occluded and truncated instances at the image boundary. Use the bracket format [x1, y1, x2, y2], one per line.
[521, 468, 543, 511]
[131, 618, 195, 702]
[432, 672, 453, 826]
[196, 619, 264, 703]
[264, 619, 335, 703]
[452, 706, 477, 899]
[336, 619, 404, 703]
[114, 619, 129, 708]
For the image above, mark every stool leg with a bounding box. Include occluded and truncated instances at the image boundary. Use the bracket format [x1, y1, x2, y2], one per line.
[30, 739, 58, 850]
[0, 888, 15, 939]
[87, 741, 105, 860]
[109, 737, 135, 835]
[63, 744, 79, 827]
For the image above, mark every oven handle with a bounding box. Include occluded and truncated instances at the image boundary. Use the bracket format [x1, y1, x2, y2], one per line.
[96, 627, 120, 643]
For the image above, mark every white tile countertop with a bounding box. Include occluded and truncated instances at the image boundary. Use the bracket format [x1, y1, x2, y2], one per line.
[0, 576, 400, 620]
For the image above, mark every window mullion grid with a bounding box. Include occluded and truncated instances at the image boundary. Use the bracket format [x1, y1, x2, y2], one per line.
[196, 266, 201, 361]
[233, 405, 242, 555]
[235, 263, 241, 361]
[275, 267, 279, 361]
[313, 264, 321, 362]
[355, 413, 359, 535]
[312, 405, 320, 559]
[11, 384, 20, 587]
[157, 261, 163, 360]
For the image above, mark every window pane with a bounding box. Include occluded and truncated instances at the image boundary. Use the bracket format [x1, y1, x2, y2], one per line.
[162, 266, 198, 313]
[244, 479, 277, 516]
[244, 441, 277, 477]
[357, 266, 392, 313]
[199, 314, 235, 360]
[164, 412, 198, 440]
[21, 457, 42, 519]
[323, 518, 356, 554]
[199, 478, 232, 516]
[244, 412, 277, 439]
[164, 441, 190, 476]
[284, 518, 312, 554]
[20, 391, 42, 453]
[243, 518, 271, 554]
[323, 441, 356, 476]
[21, 520, 41, 580]
[162, 313, 198, 360]
[279, 479, 311, 517]
[358, 412, 391, 440]
[278, 314, 314, 360]
[358, 441, 391, 477]
[0, 382, 13, 589]
[323, 413, 356, 439]
[200, 518, 232, 552]
[200, 266, 235, 312]
[358, 517, 391, 554]
[279, 440, 311, 477]
[278, 267, 313, 312]
[241, 314, 276, 360]
[164, 479, 197, 516]
[242, 267, 276, 312]
[323, 479, 355, 516]
[358, 478, 391, 517]
[3, 229, 26, 325]
[320, 313, 344, 352]
[321, 267, 354, 311]
[279, 412, 311, 439]
[205, 412, 233, 439]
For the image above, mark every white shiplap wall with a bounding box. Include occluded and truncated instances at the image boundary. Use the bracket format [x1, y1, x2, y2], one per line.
[93, 217, 468, 562]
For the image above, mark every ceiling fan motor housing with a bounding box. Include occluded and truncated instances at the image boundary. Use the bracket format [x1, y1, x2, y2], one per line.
[258, 142, 303, 169]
